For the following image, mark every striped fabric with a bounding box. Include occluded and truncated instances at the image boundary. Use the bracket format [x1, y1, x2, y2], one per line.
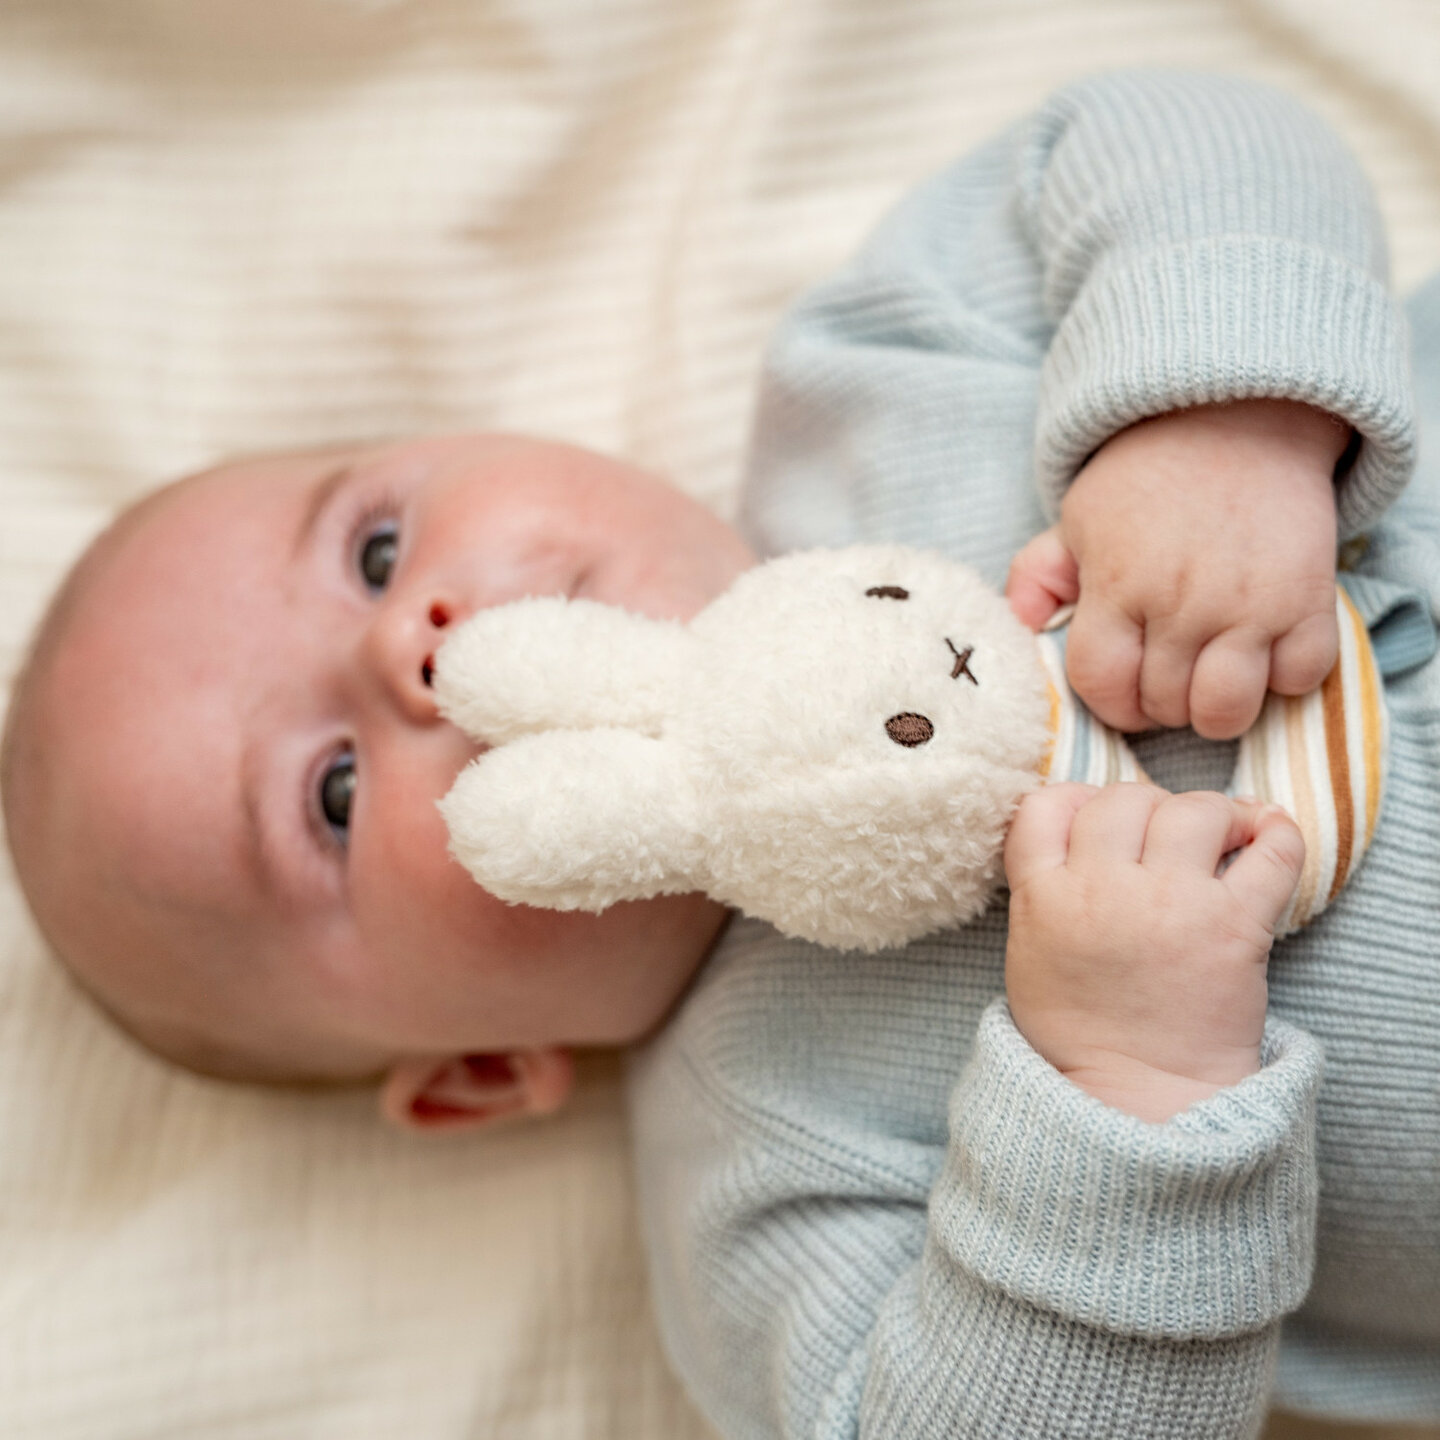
[1233, 588, 1388, 935]
[1038, 587, 1387, 936]
[1035, 629, 1151, 787]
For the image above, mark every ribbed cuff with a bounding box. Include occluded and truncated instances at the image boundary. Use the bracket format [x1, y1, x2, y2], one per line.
[933, 999, 1323, 1339]
[1034, 236, 1415, 538]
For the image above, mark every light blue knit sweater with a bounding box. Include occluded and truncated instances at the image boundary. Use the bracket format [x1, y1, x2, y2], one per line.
[628, 73, 1440, 1439]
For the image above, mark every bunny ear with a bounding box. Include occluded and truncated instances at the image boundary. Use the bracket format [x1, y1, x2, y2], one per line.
[714, 753, 1037, 951]
[440, 729, 703, 910]
[433, 596, 694, 744]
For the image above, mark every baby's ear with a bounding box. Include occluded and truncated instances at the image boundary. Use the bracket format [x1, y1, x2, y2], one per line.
[379, 1048, 574, 1132]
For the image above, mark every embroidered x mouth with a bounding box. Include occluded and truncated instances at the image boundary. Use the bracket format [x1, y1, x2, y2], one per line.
[946, 638, 977, 684]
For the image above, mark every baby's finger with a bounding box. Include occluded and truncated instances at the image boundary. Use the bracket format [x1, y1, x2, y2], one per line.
[1065, 598, 1147, 732]
[1220, 806, 1306, 929]
[1188, 632, 1271, 740]
[1004, 783, 1099, 887]
[1140, 791, 1254, 874]
[1137, 622, 1199, 730]
[1067, 781, 1164, 867]
[1269, 608, 1339, 696]
[1006, 527, 1079, 631]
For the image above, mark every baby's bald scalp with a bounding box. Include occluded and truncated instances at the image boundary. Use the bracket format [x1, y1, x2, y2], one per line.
[0, 472, 382, 1087]
[2, 480, 178, 901]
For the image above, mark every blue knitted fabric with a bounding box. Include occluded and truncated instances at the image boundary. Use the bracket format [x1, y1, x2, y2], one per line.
[628, 73, 1440, 1439]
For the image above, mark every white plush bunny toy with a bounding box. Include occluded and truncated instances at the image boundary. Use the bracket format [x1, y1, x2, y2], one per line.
[434, 545, 1382, 951]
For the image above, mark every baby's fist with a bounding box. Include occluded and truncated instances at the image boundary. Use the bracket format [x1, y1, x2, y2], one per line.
[1003, 783, 1305, 1122]
[1009, 400, 1349, 739]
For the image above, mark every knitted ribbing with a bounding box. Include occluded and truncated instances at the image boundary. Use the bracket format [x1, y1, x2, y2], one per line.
[1020, 73, 1413, 536]
[632, 73, 1438, 1439]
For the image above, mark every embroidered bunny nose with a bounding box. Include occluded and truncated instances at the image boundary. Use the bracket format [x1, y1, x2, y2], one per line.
[885, 713, 934, 747]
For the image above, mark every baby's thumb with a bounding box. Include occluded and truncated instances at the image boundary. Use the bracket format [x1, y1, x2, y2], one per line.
[1006, 526, 1079, 631]
[1222, 805, 1306, 930]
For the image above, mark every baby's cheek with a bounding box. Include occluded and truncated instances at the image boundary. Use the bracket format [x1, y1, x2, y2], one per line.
[365, 729, 478, 882]
[380, 798, 534, 947]
[354, 775, 457, 927]
[394, 800, 473, 915]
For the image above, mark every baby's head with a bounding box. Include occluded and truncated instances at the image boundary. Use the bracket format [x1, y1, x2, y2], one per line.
[1, 434, 752, 1127]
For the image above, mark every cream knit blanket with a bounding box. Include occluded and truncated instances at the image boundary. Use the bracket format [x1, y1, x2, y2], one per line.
[1, 2, 1438, 1436]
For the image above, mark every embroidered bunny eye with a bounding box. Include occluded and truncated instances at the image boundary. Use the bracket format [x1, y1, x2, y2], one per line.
[866, 585, 909, 600]
[885, 713, 934, 747]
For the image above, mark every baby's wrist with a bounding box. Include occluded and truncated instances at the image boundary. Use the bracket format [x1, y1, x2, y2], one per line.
[1061, 1049, 1261, 1124]
[1205, 397, 1351, 469]
[1127, 398, 1350, 476]
[1011, 995, 1268, 1124]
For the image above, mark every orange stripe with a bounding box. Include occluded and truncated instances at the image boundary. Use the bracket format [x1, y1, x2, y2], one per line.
[1321, 655, 1353, 902]
[1285, 696, 1322, 924]
[1038, 679, 1061, 779]
[1342, 590, 1383, 844]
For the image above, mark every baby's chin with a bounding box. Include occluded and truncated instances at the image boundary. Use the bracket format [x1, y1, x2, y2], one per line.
[583, 893, 734, 1046]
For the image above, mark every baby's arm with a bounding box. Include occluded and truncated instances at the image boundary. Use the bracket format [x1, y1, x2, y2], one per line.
[1004, 72, 1412, 735]
[1016, 72, 1411, 533]
[631, 903, 1323, 1440]
[1008, 399, 1348, 736]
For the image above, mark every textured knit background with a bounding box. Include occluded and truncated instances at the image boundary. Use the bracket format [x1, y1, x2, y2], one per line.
[0, 2, 1437, 1437]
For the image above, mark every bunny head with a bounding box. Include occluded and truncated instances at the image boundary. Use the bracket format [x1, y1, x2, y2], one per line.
[685, 546, 1050, 786]
[435, 545, 1054, 951]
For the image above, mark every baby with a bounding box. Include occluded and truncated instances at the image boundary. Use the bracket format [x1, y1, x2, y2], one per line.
[2, 69, 1437, 1436]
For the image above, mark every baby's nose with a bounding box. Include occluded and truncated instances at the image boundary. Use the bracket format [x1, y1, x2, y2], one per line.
[366, 599, 452, 720]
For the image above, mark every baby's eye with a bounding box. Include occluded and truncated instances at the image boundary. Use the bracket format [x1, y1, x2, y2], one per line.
[358, 525, 399, 592]
[319, 751, 357, 842]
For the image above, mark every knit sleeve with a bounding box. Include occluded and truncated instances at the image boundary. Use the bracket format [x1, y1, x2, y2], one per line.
[1021, 70, 1413, 538]
[742, 71, 1414, 567]
[628, 924, 1324, 1440]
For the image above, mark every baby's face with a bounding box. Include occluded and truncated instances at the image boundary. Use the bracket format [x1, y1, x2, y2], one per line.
[34, 434, 752, 1076]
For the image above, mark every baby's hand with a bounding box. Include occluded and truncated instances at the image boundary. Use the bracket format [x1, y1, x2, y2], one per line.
[1007, 400, 1350, 738]
[1003, 783, 1305, 1123]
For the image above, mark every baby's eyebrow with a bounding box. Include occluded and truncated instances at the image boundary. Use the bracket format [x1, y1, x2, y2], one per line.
[291, 462, 355, 560]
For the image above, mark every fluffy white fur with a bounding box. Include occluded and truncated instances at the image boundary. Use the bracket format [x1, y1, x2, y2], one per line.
[434, 545, 1052, 950]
